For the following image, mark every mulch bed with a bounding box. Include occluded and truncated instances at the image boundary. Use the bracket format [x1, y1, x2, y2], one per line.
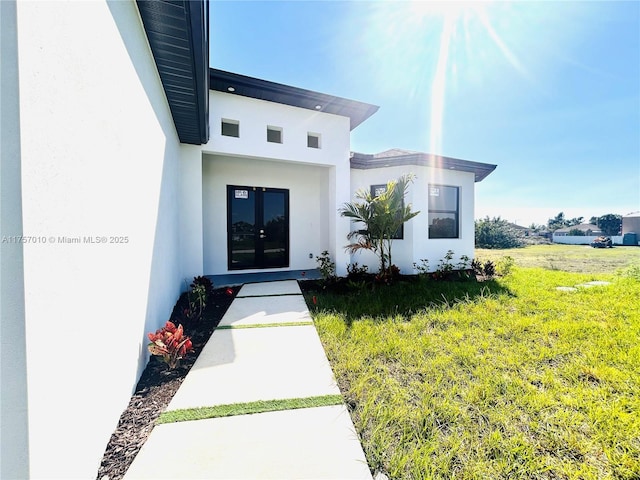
[96, 286, 239, 480]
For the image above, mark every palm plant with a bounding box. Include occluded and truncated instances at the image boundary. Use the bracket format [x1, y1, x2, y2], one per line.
[340, 174, 419, 275]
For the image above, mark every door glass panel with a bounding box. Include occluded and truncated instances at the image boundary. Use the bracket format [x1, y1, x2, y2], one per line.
[262, 191, 288, 267]
[229, 188, 256, 269]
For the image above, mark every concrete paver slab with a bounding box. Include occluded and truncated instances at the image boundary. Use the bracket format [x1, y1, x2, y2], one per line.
[167, 325, 339, 411]
[124, 405, 372, 479]
[577, 281, 611, 287]
[556, 286, 578, 292]
[219, 295, 311, 327]
[237, 280, 302, 297]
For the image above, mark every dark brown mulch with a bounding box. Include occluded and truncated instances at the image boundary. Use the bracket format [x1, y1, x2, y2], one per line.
[96, 286, 239, 480]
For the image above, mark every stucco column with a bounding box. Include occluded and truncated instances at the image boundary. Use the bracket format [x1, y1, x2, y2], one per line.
[332, 161, 351, 276]
[0, 1, 30, 477]
[179, 145, 204, 284]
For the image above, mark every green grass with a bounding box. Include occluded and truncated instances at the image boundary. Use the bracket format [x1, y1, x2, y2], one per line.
[158, 394, 343, 424]
[476, 244, 640, 273]
[308, 268, 640, 479]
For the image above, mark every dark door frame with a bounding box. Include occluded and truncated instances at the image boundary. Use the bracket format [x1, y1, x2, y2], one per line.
[226, 185, 290, 270]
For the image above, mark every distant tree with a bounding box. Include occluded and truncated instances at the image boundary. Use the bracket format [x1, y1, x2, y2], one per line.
[567, 216, 583, 227]
[595, 214, 622, 236]
[567, 228, 586, 236]
[547, 212, 583, 231]
[548, 212, 567, 231]
[475, 216, 524, 249]
[589, 216, 599, 225]
[529, 223, 547, 233]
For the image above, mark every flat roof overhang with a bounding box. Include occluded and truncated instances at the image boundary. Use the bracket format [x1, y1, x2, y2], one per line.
[210, 69, 379, 131]
[137, 0, 209, 145]
[351, 151, 497, 182]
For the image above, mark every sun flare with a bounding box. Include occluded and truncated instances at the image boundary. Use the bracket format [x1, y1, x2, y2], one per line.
[358, 0, 533, 155]
[409, 0, 491, 22]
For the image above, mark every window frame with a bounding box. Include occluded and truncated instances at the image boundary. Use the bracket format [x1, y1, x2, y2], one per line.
[307, 132, 321, 149]
[267, 126, 283, 144]
[221, 119, 239, 138]
[428, 184, 460, 239]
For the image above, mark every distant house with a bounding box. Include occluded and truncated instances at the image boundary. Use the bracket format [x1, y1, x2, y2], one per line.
[1, 1, 496, 478]
[553, 223, 602, 237]
[622, 212, 640, 235]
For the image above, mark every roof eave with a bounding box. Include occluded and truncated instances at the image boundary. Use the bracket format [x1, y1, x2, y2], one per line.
[350, 152, 497, 182]
[137, 0, 209, 145]
[210, 68, 379, 131]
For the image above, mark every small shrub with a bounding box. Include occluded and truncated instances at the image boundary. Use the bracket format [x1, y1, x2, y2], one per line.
[186, 284, 206, 322]
[147, 321, 193, 370]
[413, 258, 430, 275]
[346, 262, 369, 281]
[495, 256, 514, 276]
[184, 276, 213, 322]
[316, 250, 336, 281]
[471, 259, 483, 276]
[434, 250, 455, 279]
[191, 276, 214, 297]
[482, 260, 496, 278]
[457, 254, 471, 271]
[472, 259, 497, 279]
[375, 264, 400, 285]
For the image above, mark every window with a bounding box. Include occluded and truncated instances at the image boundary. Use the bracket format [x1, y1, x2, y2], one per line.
[428, 185, 459, 238]
[307, 133, 320, 149]
[221, 119, 239, 137]
[371, 184, 403, 239]
[267, 126, 282, 143]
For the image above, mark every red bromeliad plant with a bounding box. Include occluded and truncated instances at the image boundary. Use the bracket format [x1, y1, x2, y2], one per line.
[147, 321, 193, 370]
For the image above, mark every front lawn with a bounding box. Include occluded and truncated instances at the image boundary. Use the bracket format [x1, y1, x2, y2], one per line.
[475, 244, 640, 273]
[306, 268, 640, 479]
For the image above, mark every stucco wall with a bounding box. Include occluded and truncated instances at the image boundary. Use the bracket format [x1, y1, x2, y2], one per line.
[350, 165, 476, 273]
[203, 155, 331, 274]
[15, 1, 182, 477]
[0, 2, 29, 478]
[553, 235, 624, 245]
[206, 90, 352, 166]
[181, 90, 354, 276]
[622, 215, 640, 235]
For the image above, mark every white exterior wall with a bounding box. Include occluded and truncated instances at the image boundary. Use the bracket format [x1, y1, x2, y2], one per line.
[203, 156, 330, 274]
[622, 215, 640, 235]
[15, 2, 182, 478]
[206, 91, 351, 165]
[181, 91, 354, 276]
[553, 235, 624, 245]
[1, 2, 29, 478]
[350, 166, 476, 273]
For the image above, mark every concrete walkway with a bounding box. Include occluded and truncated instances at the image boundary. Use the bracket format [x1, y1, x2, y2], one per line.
[124, 280, 372, 480]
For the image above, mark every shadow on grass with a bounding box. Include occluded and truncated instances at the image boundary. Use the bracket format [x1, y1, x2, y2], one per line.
[300, 277, 513, 326]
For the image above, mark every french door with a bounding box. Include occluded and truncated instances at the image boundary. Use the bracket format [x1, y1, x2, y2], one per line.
[227, 185, 289, 270]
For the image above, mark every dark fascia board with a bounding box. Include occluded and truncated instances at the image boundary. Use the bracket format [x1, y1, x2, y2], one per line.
[351, 152, 497, 182]
[210, 69, 379, 131]
[137, 0, 209, 145]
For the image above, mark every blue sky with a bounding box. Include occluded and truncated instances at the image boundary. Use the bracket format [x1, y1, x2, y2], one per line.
[210, 1, 640, 227]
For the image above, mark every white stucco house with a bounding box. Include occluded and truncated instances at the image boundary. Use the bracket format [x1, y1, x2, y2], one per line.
[193, 70, 496, 279]
[1, 1, 495, 478]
